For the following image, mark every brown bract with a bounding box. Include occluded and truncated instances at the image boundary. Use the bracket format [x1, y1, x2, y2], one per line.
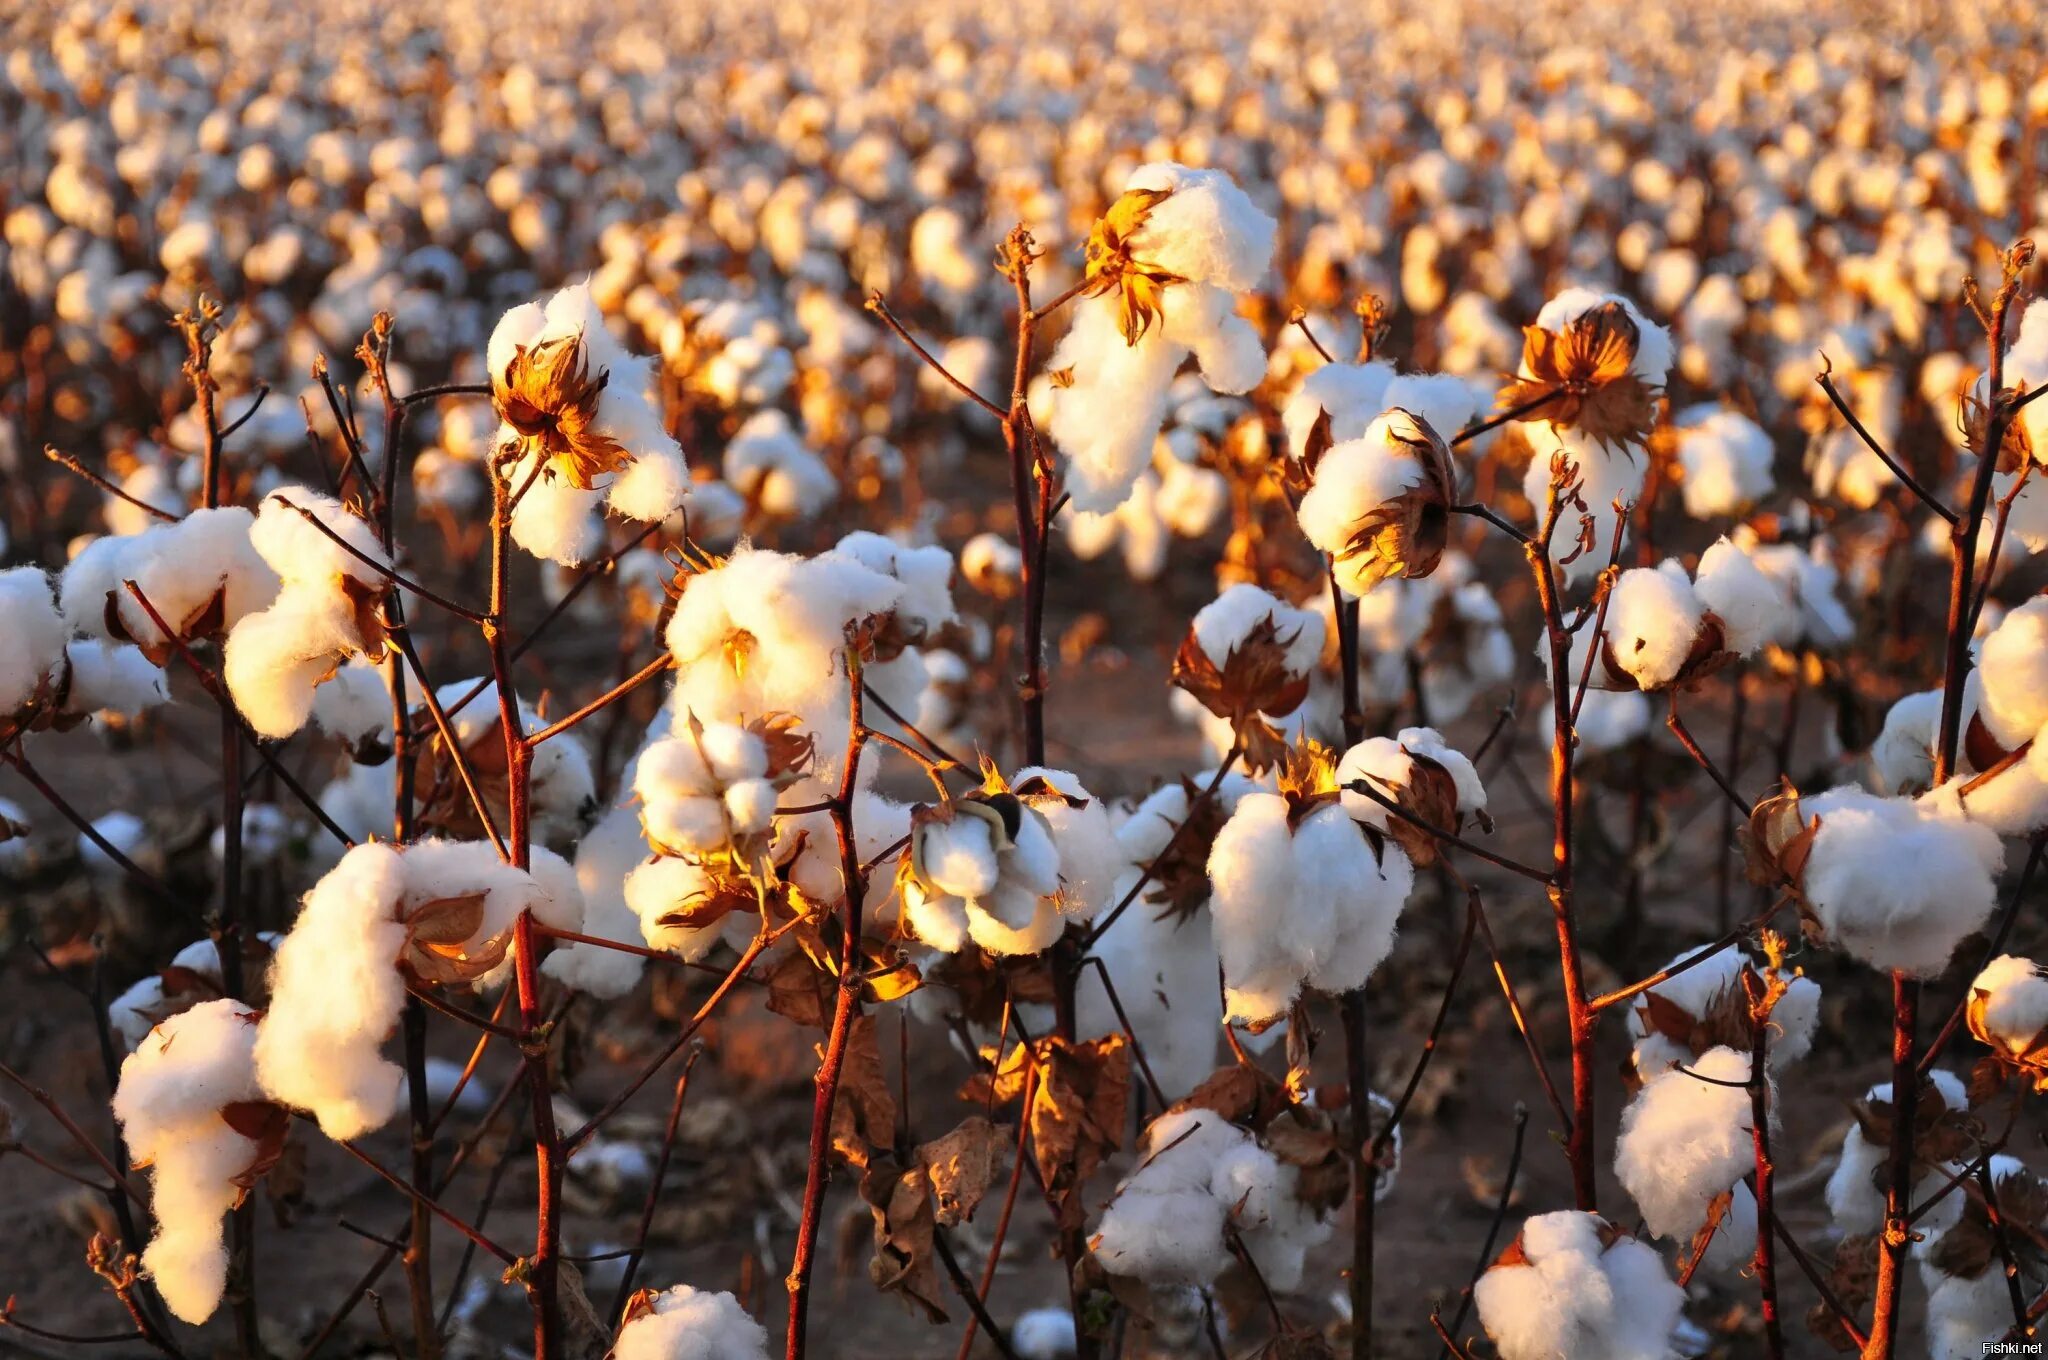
[1808, 1233, 1879, 1352]
[1360, 749, 1476, 868]
[1171, 614, 1313, 772]
[1499, 301, 1661, 449]
[1081, 187, 1187, 346]
[492, 332, 629, 489]
[1743, 778, 1821, 893]
[1145, 775, 1231, 923]
[1633, 974, 1759, 1067]
[396, 890, 507, 986]
[960, 1033, 1129, 1230]
[1848, 1074, 1983, 1193]
[1333, 409, 1457, 592]
[1967, 979, 2048, 1094]
[1928, 1167, 2048, 1281]
[1964, 387, 2034, 475]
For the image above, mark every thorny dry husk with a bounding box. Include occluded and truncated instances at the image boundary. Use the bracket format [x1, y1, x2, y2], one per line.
[1171, 614, 1313, 773]
[1928, 1166, 2048, 1283]
[1145, 774, 1231, 924]
[492, 332, 630, 490]
[395, 890, 508, 986]
[1809, 1233, 1879, 1353]
[1356, 747, 1484, 869]
[1331, 409, 1457, 593]
[1848, 1075, 1984, 1196]
[1498, 301, 1662, 449]
[1742, 778, 1821, 901]
[1081, 187, 1186, 346]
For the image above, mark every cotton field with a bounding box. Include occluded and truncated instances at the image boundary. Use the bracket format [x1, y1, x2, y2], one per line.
[4, 0, 2048, 1357]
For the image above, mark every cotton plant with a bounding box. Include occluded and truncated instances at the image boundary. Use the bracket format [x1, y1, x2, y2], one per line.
[1041, 162, 1276, 513]
[1964, 954, 2048, 1090]
[896, 765, 1119, 955]
[111, 998, 285, 1324]
[1206, 740, 1414, 1024]
[221, 489, 392, 739]
[1471, 1210, 1684, 1360]
[1507, 291, 1671, 583]
[254, 839, 583, 1139]
[1089, 1107, 1333, 1292]
[487, 281, 689, 565]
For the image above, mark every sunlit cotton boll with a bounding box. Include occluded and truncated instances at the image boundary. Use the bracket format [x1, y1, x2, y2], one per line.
[1613, 1046, 1761, 1251]
[1825, 1070, 1971, 1238]
[612, 1283, 770, 1360]
[1674, 405, 1776, 518]
[1473, 1210, 1683, 1360]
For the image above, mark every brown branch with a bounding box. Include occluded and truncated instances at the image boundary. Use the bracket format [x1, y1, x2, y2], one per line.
[44, 446, 180, 522]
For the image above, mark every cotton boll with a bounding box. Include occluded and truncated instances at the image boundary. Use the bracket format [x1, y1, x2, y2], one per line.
[1295, 419, 1430, 590]
[725, 412, 835, 520]
[1693, 538, 1800, 655]
[507, 453, 607, 565]
[542, 804, 650, 998]
[1381, 372, 1478, 444]
[1521, 424, 1647, 585]
[1014, 767, 1121, 922]
[254, 844, 406, 1138]
[623, 855, 735, 961]
[61, 639, 168, 719]
[1282, 360, 1394, 455]
[607, 443, 690, 523]
[1010, 1308, 1076, 1359]
[828, 531, 956, 635]
[1967, 955, 2048, 1056]
[80, 810, 151, 879]
[1121, 163, 1277, 293]
[1799, 786, 2002, 976]
[1077, 881, 1222, 1099]
[91, 508, 280, 652]
[223, 586, 366, 738]
[1825, 1071, 1971, 1238]
[1531, 288, 1673, 386]
[612, 1283, 770, 1360]
[1746, 540, 1856, 649]
[112, 999, 269, 1324]
[1976, 596, 2048, 750]
[1189, 584, 1324, 687]
[310, 659, 393, 750]
[1625, 944, 1819, 1075]
[1602, 563, 1707, 689]
[1207, 793, 1305, 1021]
[1473, 1210, 1683, 1360]
[0, 568, 67, 716]
[1872, 689, 1942, 794]
[249, 489, 388, 589]
[1614, 1046, 1759, 1246]
[1674, 407, 1775, 518]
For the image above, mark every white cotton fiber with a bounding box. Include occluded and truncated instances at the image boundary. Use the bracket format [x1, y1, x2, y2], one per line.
[1614, 1046, 1759, 1246]
[1603, 562, 1705, 690]
[1675, 407, 1775, 518]
[613, 1283, 770, 1360]
[1977, 596, 2048, 750]
[0, 568, 67, 716]
[1799, 786, 2002, 976]
[1473, 1209, 1683, 1360]
[1693, 538, 1800, 655]
[1825, 1070, 1970, 1237]
[1968, 955, 2048, 1055]
[112, 998, 267, 1324]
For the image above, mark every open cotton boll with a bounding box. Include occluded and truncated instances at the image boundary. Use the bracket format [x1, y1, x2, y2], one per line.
[1798, 786, 2002, 976]
[76, 508, 280, 653]
[1826, 1071, 1971, 1237]
[664, 547, 901, 784]
[828, 531, 956, 634]
[1283, 360, 1395, 455]
[1674, 407, 1775, 518]
[1967, 955, 2048, 1056]
[634, 723, 773, 853]
[253, 843, 409, 1138]
[606, 443, 690, 523]
[1602, 562, 1706, 689]
[1189, 584, 1324, 683]
[1295, 426, 1429, 587]
[1013, 767, 1122, 923]
[1078, 877, 1222, 1099]
[541, 804, 651, 998]
[1090, 1109, 1245, 1286]
[1521, 424, 1646, 585]
[62, 640, 169, 719]
[612, 1283, 770, 1360]
[623, 855, 740, 960]
[1531, 288, 1674, 386]
[1473, 1210, 1683, 1360]
[1120, 162, 1277, 293]
[1207, 793, 1409, 1022]
[1614, 1046, 1760, 1246]
[1919, 1156, 2048, 1360]
[1626, 944, 1819, 1075]
[0, 568, 68, 716]
[1380, 372, 1478, 445]
[223, 586, 368, 738]
[1976, 596, 2048, 750]
[249, 489, 388, 588]
[1742, 539, 1856, 650]
[506, 450, 606, 565]
[724, 411, 835, 521]
[109, 937, 265, 1051]
[310, 659, 392, 750]
[1693, 538, 1800, 655]
[112, 998, 269, 1324]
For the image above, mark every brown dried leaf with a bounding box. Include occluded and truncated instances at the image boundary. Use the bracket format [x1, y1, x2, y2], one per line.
[917, 1116, 1007, 1227]
[828, 1016, 897, 1171]
[860, 1158, 949, 1323]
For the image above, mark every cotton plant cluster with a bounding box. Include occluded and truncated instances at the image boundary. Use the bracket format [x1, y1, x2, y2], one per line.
[1563, 538, 1799, 693]
[1089, 1108, 1332, 1292]
[254, 839, 582, 1139]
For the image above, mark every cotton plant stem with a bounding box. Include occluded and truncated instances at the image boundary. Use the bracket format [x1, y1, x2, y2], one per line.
[1744, 971, 1786, 1359]
[1868, 242, 2033, 1360]
[784, 658, 872, 1360]
[1528, 490, 1597, 1211]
